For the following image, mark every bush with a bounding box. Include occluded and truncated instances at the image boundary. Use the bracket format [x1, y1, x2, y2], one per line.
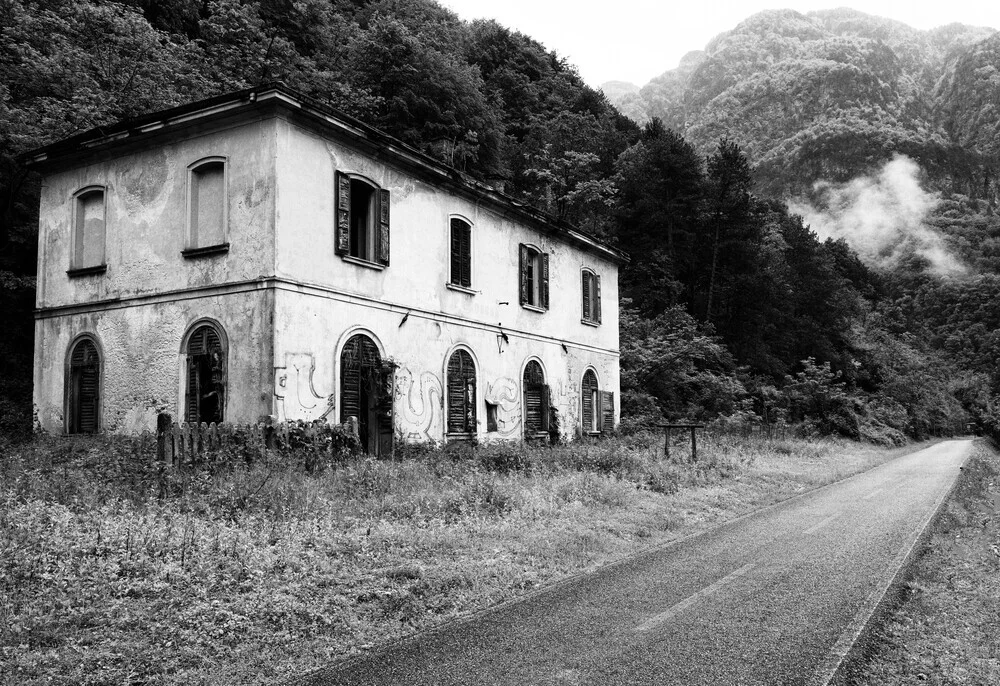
[477, 443, 532, 474]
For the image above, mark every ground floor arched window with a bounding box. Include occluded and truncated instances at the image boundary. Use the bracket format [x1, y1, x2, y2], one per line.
[185, 323, 226, 424]
[582, 369, 600, 434]
[446, 349, 477, 436]
[340, 333, 394, 455]
[523, 359, 548, 436]
[67, 337, 101, 434]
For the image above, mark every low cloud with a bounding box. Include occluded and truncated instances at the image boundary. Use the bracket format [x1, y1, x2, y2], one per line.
[788, 155, 966, 278]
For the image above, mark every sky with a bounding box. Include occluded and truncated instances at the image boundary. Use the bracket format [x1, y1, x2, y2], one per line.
[439, 1, 999, 88]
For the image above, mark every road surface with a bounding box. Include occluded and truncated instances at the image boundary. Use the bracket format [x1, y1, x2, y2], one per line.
[288, 439, 971, 686]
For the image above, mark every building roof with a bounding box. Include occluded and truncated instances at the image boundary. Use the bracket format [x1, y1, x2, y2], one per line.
[22, 83, 628, 265]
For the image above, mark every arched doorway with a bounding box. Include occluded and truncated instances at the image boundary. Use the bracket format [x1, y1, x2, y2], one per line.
[67, 337, 101, 434]
[523, 359, 548, 437]
[185, 322, 226, 424]
[340, 333, 393, 455]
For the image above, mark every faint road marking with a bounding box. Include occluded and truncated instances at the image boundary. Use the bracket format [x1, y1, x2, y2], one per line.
[635, 564, 755, 632]
[862, 487, 885, 501]
[803, 513, 841, 535]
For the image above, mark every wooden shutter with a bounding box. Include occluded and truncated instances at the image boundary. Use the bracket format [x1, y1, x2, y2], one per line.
[377, 189, 390, 266]
[541, 384, 550, 431]
[70, 340, 100, 434]
[334, 171, 351, 256]
[340, 359, 361, 423]
[447, 350, 475, 434]
[581, 371, 597, 432]
[540, 252, 549, 310]
[595, 274, 602, 324]
[523, 361, 545, 434]
[186, 357, 200, 423]
[377, 365, 395, 457]
[460, 223, 471, 287]
[450, 221, 462, 285]
[519, 244, 530, 305]
[600, 391, 615, 435]
[582, 272, 591, 320]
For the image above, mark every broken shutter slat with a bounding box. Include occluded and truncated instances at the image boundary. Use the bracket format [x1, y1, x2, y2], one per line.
[334, 171, 351, 256]
[540, 252, 549, 310]
[378, 189, 390, 266]
[519, 244, 530, 305]
[595, 274, 602, 324]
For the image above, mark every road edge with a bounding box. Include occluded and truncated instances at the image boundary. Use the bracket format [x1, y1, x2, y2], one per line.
[805, 440, 974, 686]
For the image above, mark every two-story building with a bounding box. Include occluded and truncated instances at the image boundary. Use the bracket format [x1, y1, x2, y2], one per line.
[26, 84, 626, 451]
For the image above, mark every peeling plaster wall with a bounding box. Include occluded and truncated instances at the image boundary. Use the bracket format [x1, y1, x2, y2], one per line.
[34, 290, 274, 434]
[36, 120, 276, 309]
[272, 119, 620, 355]
[272, 289, 619, 443]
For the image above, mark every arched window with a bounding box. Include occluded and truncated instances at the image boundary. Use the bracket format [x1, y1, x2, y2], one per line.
[523, 360, 548, 436]
[340, 333, 393, 455]
[67, 337, 101, 434]
[185, 323, 226, 424]
[446, 349, 477, 435]
[582, 369, 600, 434]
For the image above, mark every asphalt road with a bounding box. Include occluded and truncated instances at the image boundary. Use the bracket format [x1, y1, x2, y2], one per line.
[289, 439, 972, 686]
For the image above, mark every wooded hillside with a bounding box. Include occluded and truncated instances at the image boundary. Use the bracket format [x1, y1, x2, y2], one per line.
[2, 1, 997, 444]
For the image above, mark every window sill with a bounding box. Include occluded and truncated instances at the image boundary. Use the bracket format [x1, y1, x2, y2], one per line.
[446, 432, 475, 441]
[182, 243, 230, 259]
[521, 303, 547, 314]
[342, 255, 385, 271]
[446, 283, 476, 295]
[67, 264, 107, 278]
[581, 318, 601, 327]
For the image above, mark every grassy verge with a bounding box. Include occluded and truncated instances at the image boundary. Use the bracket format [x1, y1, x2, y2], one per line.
[836, 439, 1000, 685]
[1, 432, 928, 685]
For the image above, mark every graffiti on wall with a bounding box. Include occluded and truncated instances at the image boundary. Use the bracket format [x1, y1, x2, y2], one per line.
[395, 366, 443, 442]
[485, 377, 521, 438]
[274, 352, 332, 422]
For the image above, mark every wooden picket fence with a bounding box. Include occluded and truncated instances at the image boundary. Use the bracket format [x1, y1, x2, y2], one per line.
[155, 415, 359, 467]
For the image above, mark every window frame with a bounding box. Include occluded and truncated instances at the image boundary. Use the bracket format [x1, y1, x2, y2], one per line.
[518, 243, 549, 311]
[448, 215, 474, 292]
[335, 171, 390, 268]
[64, 333, 103, 434]
[181, 319, 228, 425]
[522, 357, 549, 437]
[444, 346, 478, 439]
[184, 156, 230, 258]
[68, 185, 108, 276]
[581, 268, 602, 326]
[581, 368, 601, 435]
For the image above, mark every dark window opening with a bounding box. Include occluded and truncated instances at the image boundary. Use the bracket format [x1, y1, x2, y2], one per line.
[519, 244, 549, 310]
[447, 349, 477, 435]
[335, 172, 390, 266]
[582, 369, 600, 434]
[582, 270, 602, 324]
[486, 401, 499, 432]
[67, 338, 100, 434]
[185, 324, 226, 425]
[340, 334, 393, 456]
[523, 360, 549, 436]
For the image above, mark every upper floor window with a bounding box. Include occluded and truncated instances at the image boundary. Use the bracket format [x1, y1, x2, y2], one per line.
[450, 217, 472, 289]
[519, 244, 549, 310]
[70, 186, 106, 274]
[186, 158, 228, 255]
[335, 171, 390, 266]
[582, 269, 602, 324]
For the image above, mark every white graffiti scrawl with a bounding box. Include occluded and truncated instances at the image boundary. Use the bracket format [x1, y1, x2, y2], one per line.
[395, 366, 443, 442]
[274, 352, 332, 422]
[485, 377, 521, 438]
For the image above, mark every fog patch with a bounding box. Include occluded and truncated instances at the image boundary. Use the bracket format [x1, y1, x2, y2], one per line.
[788, 155, 966, 278]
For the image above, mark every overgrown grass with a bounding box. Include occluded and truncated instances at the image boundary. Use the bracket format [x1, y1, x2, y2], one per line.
[1, 431, 924, 685]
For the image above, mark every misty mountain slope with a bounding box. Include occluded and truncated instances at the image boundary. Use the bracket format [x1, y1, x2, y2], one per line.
[607, 8, 998, 199]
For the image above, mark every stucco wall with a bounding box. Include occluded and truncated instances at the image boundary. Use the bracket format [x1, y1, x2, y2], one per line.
[272, 119, 620, 355]
[36, 120, 276, 309]
[34, 290, 274, 434]
[272, 289, 619, 444]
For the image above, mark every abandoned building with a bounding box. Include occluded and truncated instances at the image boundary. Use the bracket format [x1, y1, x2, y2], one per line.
[26, 84, 626, 451]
